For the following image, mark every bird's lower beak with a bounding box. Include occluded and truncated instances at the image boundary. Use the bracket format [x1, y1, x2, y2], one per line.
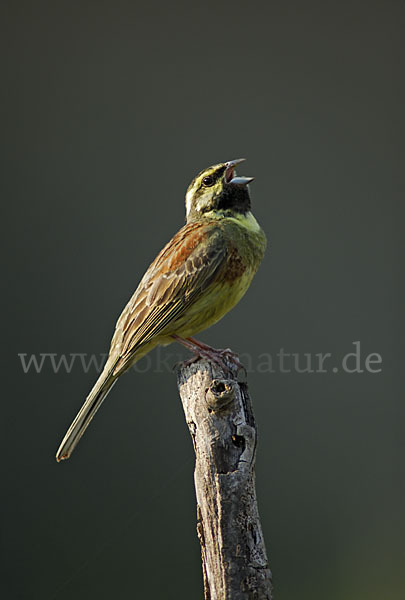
[224, 158, 254, 185]
[228, 176, 254, 185]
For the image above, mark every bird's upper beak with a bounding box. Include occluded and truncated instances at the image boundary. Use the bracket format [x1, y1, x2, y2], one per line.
[224, 158, 254, 186]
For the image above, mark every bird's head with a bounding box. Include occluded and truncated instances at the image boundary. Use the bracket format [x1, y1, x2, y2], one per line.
[185, 159, 254, 222]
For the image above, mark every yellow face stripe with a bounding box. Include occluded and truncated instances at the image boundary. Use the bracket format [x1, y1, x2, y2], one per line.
[185, 163, 226, 217]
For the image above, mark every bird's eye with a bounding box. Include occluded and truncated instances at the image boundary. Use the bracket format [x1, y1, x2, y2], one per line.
[202, 175, 214, 187]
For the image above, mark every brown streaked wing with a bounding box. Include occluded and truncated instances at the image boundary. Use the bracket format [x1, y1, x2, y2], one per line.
[110, 221, 227, 371]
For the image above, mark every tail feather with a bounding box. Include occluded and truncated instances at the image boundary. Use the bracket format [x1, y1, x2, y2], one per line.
[56, 367, 117, 462]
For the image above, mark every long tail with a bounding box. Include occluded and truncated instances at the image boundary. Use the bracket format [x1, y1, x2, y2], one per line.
[56, 366, 117, 462]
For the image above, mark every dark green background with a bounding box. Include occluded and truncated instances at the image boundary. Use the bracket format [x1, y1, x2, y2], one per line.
[1, 1, 403, 598]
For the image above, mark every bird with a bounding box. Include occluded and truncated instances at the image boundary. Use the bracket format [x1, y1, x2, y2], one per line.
[56, 158, 267, 462]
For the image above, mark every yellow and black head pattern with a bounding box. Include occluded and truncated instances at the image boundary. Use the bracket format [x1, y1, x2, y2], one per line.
[185, 159, 254, 222]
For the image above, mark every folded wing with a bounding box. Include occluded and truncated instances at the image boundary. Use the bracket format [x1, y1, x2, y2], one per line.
[110, 221, 227, 373]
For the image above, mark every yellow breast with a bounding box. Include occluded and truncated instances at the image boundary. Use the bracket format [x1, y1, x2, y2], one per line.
[162, 211, 266, 341]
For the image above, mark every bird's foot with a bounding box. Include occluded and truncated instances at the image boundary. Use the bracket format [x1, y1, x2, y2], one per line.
[215, 347, 245, 372]
[187, 338, 245, 372]
[173, 335, 244, 377]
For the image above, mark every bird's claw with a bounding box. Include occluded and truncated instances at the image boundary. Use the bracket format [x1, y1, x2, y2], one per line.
[174, 335, 245, 378]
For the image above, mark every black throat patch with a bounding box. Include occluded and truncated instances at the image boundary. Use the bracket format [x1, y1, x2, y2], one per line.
[215, 184, 251, 215]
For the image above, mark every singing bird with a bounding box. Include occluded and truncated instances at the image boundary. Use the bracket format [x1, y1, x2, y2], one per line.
[56, 159, 266, 461]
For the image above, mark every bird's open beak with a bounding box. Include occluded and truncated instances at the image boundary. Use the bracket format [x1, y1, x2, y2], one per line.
[224, 158, 254, 186]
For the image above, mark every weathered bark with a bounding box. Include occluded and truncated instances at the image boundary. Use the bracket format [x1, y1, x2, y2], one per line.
[175, 356, 272, 600]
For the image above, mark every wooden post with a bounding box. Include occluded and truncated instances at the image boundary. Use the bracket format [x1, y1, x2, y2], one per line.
[175, 356, 272, 600]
